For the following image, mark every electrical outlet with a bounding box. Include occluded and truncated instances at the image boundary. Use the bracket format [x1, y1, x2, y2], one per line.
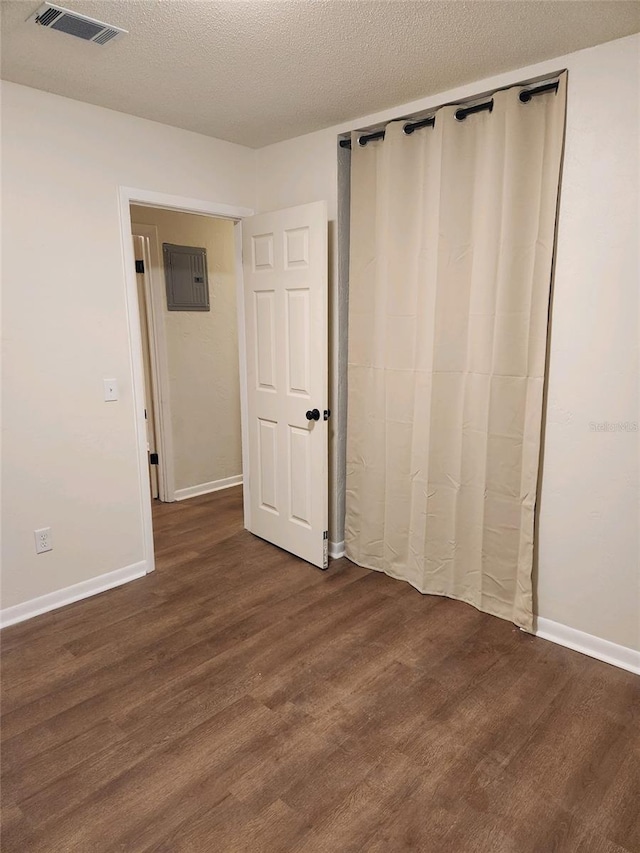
[34, 527, 53, 554]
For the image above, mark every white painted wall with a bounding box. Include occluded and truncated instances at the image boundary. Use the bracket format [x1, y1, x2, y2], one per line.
[130, 206, 241, 493]
[256, 34, 640, 651]
[1, 82, 255, 610]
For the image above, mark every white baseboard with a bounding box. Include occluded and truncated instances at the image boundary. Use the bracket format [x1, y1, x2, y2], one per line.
[329, 540, 345, 559]
[0, 561, 147, 629]
[174, 475, 243, 502]
[535, 617, 640, 676]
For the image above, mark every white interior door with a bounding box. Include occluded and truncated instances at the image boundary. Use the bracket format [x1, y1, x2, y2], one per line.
[133, 235, 159, 500]
[242, 202, 328, 568]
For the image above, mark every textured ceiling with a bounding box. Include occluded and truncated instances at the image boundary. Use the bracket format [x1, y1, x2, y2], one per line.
[1, 0, 639, 148]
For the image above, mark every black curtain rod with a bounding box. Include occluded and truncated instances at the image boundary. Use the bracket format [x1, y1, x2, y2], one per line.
[518, 80, 559, 102]
[339, 80, 559, 149]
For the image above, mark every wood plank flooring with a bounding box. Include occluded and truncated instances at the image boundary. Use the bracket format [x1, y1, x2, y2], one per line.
[2, 486, 639, 852]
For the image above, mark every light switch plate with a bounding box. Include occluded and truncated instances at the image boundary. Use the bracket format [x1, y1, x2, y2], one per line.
[103, 379, 118, 402]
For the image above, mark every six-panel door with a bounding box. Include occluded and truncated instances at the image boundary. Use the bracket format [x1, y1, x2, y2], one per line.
[242, 202, 328, 568]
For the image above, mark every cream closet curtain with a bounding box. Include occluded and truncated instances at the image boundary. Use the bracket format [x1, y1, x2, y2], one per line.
[345, 75, 567, 631]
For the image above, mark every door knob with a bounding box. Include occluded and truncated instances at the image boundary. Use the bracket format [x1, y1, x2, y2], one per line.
[306, 409, 320, 421]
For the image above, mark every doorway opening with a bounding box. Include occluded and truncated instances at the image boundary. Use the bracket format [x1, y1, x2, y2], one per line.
[130, 204, 245, 549]
[119, 189, 254, 577]
[120, 188, 329, 578]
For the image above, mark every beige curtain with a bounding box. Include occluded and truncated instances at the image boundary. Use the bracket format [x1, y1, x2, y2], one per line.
[345, 75, 567, 631]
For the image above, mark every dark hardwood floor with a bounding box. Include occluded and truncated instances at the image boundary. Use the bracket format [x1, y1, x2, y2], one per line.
[1, 486, 639, 852]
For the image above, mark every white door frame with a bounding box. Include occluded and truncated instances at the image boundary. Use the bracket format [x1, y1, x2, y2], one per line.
[118, 187, 254, 575]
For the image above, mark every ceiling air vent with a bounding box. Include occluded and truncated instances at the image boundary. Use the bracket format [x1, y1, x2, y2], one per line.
[28, 3, 127, 45]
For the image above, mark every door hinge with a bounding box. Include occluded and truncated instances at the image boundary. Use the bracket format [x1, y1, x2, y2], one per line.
[322, 530, 329, 570]
[324, 409, 331, 421]
[135, 259, 145, 274]
[149, 452, 159, 465]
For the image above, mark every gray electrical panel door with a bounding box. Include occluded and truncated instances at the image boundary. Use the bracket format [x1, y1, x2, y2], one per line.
[163, 243, 210, 311]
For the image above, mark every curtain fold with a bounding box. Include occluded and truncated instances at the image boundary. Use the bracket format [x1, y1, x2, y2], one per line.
[345, 75, 567, 630]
